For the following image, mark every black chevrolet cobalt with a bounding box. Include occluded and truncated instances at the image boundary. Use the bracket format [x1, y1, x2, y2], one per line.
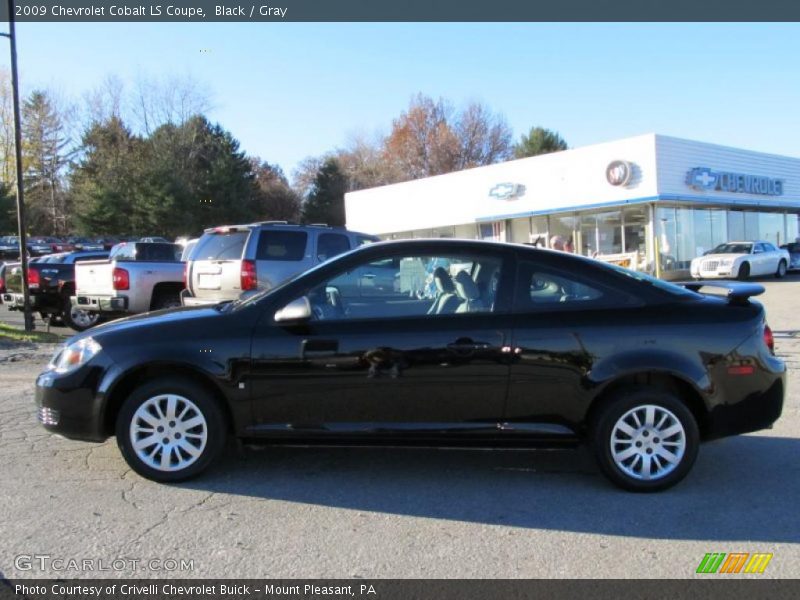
[36, 239, 785, 491]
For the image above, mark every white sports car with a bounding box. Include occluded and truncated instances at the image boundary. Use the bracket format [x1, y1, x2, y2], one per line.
[690, 241, 790, 280]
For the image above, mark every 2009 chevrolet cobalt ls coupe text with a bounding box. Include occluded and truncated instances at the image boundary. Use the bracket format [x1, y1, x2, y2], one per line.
[35, 240, 785, 491]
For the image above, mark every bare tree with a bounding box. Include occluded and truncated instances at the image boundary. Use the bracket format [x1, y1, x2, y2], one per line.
[84, 74, 125, 127]
[131, 73, 213, 135]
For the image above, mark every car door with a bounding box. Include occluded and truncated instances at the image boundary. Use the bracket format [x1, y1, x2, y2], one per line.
[248, 245, 515, 437]
[505, 257, 643, 434]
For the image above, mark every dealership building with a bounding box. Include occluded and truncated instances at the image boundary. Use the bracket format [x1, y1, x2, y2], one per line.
[345, 134, 800, 278]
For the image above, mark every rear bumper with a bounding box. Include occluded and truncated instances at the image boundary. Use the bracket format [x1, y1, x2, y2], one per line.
[2, 292, 40, 309]
[705, 355, 786, 440]
[181, 289, 226, 307]
[72, 294, 128, 313]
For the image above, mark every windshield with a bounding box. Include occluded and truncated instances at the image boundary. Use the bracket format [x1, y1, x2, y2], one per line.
[710, 243, 752, 254]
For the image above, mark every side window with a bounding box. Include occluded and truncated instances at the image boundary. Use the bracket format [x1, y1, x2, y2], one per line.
[316, 233, 351, 262]
[514, 260, 627, 312]
[754, 243, 765, 254]
[299, 252, 503, 321]
[256, 230, 308, 261]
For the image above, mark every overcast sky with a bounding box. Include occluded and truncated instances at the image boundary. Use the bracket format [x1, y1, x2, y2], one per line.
[6, 22, 800, 178]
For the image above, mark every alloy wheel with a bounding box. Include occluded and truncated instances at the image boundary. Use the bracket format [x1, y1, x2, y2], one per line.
[129, 394, 208, 472]
[609, 404, 686, 481]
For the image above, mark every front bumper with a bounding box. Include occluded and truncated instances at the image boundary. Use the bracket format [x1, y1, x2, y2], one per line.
[72, 294, 128, 313]
[35, 363, 112, 442]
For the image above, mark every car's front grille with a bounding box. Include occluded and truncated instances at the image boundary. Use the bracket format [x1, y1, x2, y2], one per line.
[702, 260, 719, 271]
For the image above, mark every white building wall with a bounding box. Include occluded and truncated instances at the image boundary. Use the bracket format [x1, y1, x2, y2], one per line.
[655, 135, 800, 205]
[345, 134, 660, 236]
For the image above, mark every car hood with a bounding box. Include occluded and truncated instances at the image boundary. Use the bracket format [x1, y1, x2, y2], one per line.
[695, 253, 746, 261]
[69, 305, 229, 344]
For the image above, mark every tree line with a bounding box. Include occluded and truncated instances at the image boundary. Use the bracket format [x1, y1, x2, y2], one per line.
[0, 73, 568, 238]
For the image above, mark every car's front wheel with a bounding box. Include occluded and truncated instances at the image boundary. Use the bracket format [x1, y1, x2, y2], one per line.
[737, 262, 751, 281]
[591, 386, 699, 492]
[116, 377, 226, 482]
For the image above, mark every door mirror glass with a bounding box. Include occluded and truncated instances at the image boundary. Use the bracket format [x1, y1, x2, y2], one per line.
[274, 296, 312, 323]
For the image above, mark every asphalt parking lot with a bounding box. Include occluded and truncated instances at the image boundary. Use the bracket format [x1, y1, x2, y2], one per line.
[1, 275, 798, 579]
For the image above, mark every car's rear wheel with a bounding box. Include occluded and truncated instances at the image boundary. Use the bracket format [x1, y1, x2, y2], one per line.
[62, 297, 101, 331]
[116, 377, 226, 482]
[591, 387, 699, 492]
[775, 260, 787, 279]
[152, 293, 181, 311]
[737, 262, 750, 281]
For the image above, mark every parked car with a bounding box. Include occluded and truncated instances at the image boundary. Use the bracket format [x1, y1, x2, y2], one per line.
[180, 238, 198, 262]
[26, 236, 58, 256]
[140, 236, 170, 244]
[0, 236, 20, 260]
[0, 260, 10, 301]
[2, 251, 110, 330]
[182, 222, 378, 307]
[690, 241, 790, 280]
[36, 239, 784, 491]
[67, 237, 105, 252]
[72, 242, 184, 317]
[779, 242, 800, 271]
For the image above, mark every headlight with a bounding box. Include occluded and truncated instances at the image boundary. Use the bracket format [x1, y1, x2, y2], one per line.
[49, 337, 102, 374]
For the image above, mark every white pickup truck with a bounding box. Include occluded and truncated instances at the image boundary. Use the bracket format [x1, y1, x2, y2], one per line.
[72, 242, 185, 318]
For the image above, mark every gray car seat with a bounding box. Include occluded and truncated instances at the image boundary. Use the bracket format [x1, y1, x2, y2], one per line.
[454, 270, 487, 313]
[427, 267, 461, 315]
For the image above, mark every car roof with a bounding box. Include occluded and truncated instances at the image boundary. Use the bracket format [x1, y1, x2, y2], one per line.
[202, 222, 373, 234]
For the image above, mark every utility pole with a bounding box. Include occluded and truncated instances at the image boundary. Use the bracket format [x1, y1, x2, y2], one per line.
[1, 0, 34, 330]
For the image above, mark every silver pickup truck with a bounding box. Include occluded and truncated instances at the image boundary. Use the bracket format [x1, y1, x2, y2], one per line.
[72, 242, 185, 317]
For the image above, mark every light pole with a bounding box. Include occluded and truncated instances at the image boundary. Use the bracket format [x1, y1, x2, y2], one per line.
[1, 0, 34, 331]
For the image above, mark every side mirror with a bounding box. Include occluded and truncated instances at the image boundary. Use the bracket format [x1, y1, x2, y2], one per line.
[274, 296, 312, 323]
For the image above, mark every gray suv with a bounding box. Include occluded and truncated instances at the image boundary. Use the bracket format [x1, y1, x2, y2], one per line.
[182, 222, 378, 306]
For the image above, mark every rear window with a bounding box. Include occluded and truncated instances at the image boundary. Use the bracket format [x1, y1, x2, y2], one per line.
[194, 231, 248, 261]
[317, 233, 350, 261]
[256, 230, 308, 261]
[135, 243, 181, 261]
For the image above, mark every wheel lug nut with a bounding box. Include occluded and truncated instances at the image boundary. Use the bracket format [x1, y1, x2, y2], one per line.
[175, 433, 182, 439]
[646, 448, 653, 454]
[169, 421, 176, 427]
[642, 431, 649, 437]
[157, 426, 164, 433]
[654, 438, 660, 443]
[635, 441, 642, 448]
[162, 437, 169, 445]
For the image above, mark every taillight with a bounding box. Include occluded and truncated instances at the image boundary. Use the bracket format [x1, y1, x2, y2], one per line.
[0, 277, 4, 292]
[27, 267, 40, 289]
[241, 259, 257, 291]
[763, 323, 775, 354]
[112, 267, 129, 290]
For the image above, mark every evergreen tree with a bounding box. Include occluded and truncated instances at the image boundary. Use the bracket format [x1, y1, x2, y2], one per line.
[513, 127, 568, 159]
[301, 158, 347, 226]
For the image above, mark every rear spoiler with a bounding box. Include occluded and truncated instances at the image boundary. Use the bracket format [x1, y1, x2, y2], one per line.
[676, 280, 765, 304]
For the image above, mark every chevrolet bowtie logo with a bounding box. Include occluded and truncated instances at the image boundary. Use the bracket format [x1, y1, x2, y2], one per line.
[489, 182, 524, 200]
[688, 167, 718, 190]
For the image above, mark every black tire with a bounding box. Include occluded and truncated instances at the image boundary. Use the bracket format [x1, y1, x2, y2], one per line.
[116, 377, 226, 483]
[62, 297, 101, 332]
[737, 262, 750, 281]
[775, 260, 787, 279]
[591, 386, 700, 492]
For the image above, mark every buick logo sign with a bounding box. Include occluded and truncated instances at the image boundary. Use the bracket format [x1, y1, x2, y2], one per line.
[489, 182, 525, 200]
[606, 160, 633, 187]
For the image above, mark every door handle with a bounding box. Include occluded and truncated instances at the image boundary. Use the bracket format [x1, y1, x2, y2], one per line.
[302, 339, 339, 358]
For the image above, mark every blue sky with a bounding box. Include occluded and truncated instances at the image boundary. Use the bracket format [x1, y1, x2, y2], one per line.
[5, 22, 800, 178]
